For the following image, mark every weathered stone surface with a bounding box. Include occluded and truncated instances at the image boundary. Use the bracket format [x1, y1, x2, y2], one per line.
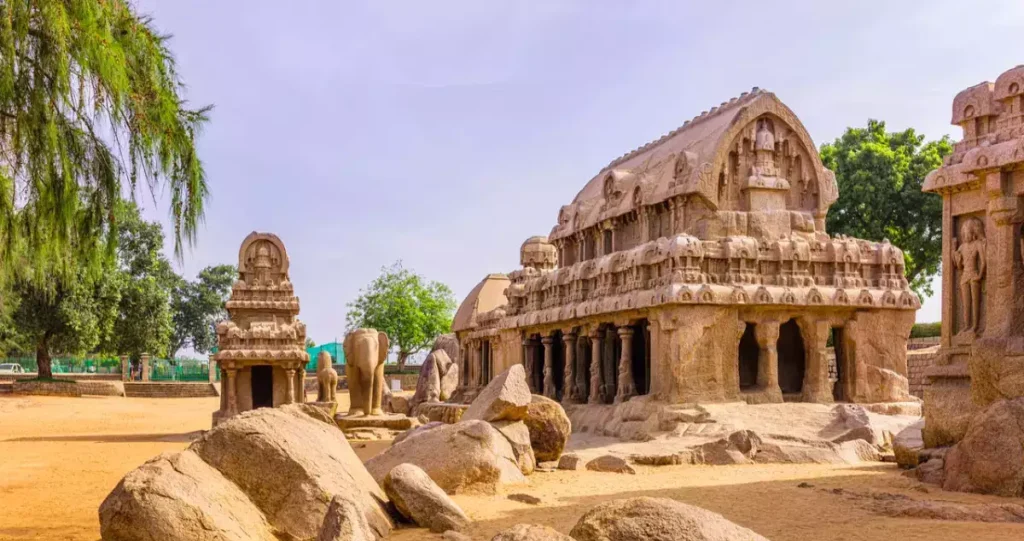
[508, 493, 542, 505]
[922, 375, 975, 447]
[569, 497, 770, 541]
[393, 421, 444, 447]
[335, 413, 417, 431]
[491, 524, 574, 541]
[893, 419, 925, 468]
[409, 347, 459, 414]
[585, 455, 636, 474]
[869, 494, 1024, 523]
[343, 328, 390, 416]
[463, 365, 531, 423]
[416, 402, 468, 424]
[389, 395, 410, 416]
[493, 420, 536, 475]
[99, 450, 277, 541]
[366, 420, 526, 494]
[943, 398, 1024, 497]
[831, 426, 890, 448]
[522, 395, 571, 462]
[557, 453, 584, 471]
[190, 405, 392, 540]
[383, 464, 469, 533]
[754, 439, 879, 465]
[693, 430, 762, 465]
[317, 494, 374, 541]
[915, 458, 945, 486]
[443, 531, 473, 541]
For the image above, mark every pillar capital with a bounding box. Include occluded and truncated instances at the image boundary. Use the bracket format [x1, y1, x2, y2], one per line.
[561, 331, 577, 343]
[588, 328, 604, 340]
[541, 335, 555, 345]
[617, 326, 635, 338]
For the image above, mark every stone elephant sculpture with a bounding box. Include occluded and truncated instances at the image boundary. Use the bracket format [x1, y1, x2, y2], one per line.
[343, 328, 390, 416]
[316, 350, 338, 403]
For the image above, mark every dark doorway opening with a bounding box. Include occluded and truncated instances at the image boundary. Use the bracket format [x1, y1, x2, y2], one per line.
[251, 365, 274, 408]
[551, 330, 565, 400]
[631, 319, 651, 395]
[482, 340, 491, 384]
[777, 319, 806, 395]
[738, 323, 759, 390]
[831, 327, 846, 402]
[601, 324, 620, 403]
[575, 331, 590, 402]
[530, 334, 544, 392]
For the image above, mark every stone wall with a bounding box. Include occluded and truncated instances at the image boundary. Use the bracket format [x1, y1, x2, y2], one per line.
[12, 380, 82, 397]
[907, 346, 940, 398]
[302, 373, 419, 393]
[77, 381, 126, 397]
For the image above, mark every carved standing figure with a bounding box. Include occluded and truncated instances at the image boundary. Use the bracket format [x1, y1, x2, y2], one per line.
[342, 328, 390, 416]
[316, 350, 338, 403]
[953, 217, 986, 333]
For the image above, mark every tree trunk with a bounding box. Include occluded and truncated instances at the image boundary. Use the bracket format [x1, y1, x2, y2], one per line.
[36, 335, 52, 380]
[397, 351, 409, 372]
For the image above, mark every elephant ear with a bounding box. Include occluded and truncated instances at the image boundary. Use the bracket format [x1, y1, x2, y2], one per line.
[377, 332, 390, 365]
[343, 333, 353, 366]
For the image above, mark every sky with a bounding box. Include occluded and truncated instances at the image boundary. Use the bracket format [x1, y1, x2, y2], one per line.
[134, 0, 1024, 348]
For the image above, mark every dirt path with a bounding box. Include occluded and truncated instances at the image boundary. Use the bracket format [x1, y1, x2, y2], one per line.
[1, 395, 1021, 541]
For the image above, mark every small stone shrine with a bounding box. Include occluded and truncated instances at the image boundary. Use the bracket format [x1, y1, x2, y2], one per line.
[921, 65, 1024, 446]
[211, 232, 309, 426]
[454, 88, 920, 411]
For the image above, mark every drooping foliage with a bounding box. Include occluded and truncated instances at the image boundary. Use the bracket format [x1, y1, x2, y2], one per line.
[0, 0, 211, 282]
[168, 264, 235, 359]
[821, 120, 953, 297]
[346, 261, 456, 370]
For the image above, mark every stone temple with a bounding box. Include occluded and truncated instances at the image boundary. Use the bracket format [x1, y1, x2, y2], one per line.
[921, 65, 1024, 447]
[453, 88, 920, 411]
[212, 232, 309, 426]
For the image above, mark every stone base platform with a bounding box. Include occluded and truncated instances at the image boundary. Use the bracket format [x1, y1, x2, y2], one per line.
[12, 379, 81, 397]
[334, 413, 417, 431]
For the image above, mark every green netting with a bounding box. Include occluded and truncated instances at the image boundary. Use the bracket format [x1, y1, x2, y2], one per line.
[305, 342, 344, 371]
[150, 359, 214, 381]
[1, 356, 121, 374]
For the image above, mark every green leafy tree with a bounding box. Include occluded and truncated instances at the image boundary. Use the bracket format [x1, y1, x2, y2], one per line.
[101, 202, 175, 362]
[305, 338, 316, 349]
[346, 261, 456, 371]
[0, 0, 211, 282]
[168, 264, 235, 359]
[821, 120, 953, 297]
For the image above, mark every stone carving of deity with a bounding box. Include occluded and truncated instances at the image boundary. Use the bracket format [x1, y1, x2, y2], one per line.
[752, 119, 778, 178]
[253, 243, 273, 285]
[953, 217, 986, 334]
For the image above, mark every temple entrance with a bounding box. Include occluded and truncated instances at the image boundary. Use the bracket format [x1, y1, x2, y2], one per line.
[482, 340, 492, 384]
[738, 323, 759, 390]
[777, 319, 805, 395]
[831, 327, 847, 402]
[551, 331, 565, 400]
[575, 331, 590, 401]
[530, 334, 544, 392]
[631, 319, 651, 395]
[601, 323, 620, 403]
[251, 365, 274, 408]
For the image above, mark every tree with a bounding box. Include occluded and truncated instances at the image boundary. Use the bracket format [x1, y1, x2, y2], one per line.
[346, 262, 456, 371]
[305, 338, 316, 349]
[0, 0, 210, 282]
[168, 264, 235, 359]
[101, 202, 176, 363]
[820, 120, 953, 297]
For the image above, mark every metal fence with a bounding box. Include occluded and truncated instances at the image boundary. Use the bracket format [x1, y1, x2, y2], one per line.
[1, 356, 121, 374]
[149, 359, 216, 382]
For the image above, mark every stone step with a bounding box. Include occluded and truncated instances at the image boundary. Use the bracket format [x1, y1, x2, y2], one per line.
[0, 382, 12, 394]
[123, 382, 219, 398]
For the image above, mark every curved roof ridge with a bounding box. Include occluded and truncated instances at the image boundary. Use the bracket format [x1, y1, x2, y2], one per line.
[602, 87, 767, 173]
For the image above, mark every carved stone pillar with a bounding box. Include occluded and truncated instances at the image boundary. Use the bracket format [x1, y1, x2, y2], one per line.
[120, 354, 129, 381]
[226, 368, 238, 415]
[141, 353, 151, 382]
[615, 327, 635, 403]
[588, 329, 603, 404]
[754, 321, 783, 403]
[208, 360, 218, 383]
[800, 319, 833, 403]
[297, 369, 306, 403]
[285, 368, 296, 404]
[542, 335, 556, 399]
[561, 332, 576, 405]
[575, 336, 589, 402]
[602, 325, 617, 402]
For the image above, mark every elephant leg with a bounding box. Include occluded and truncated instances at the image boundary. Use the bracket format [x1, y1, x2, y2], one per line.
[346, 364, 364, 416]
[361, 366, 375, 416]
[371, 362, 386, 416]
[329, 374, 337, 402]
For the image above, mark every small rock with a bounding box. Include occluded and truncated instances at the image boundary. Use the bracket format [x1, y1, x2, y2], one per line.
[570, 497, 769, 541]
[915, 458, 945, 486]
[557, 453, 583, 471]
[537, 461, 558, 469]
[382, 464, 469, 533]
[443, 531, 473, 541]
[585, 455, 636, 474]
[631, 453, 686, 466]
[317, 494, 374, 541]
[491, 523, 574, 541]
[523, 395, 572, 462]
[797, 482, 813, 488]
[508, 493, 542, 505]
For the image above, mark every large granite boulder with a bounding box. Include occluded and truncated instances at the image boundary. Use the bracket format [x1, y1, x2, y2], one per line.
[943, 397, 1024, 497]
[99, 451, 278, 541]
[189, 404, 392, 540]
[493, 420, 536, 475]
[569, 497, 770, 541]
[409, 348, 458, 414]
[317, 494, 376, 541]
[491, 524, 574, 541]
[463, 365, 531, 423]
[366, 419, 526, 494]
[383, 464, 469, 533]
[523, 395, 571, 462]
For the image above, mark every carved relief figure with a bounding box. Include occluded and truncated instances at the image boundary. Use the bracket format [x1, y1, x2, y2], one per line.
[953, 217, 986, 333]
[343, 328, 390, 416]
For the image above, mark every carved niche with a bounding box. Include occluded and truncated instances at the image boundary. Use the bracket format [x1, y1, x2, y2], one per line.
[953, 216, 986, 336]
[238, 232, 290, 287]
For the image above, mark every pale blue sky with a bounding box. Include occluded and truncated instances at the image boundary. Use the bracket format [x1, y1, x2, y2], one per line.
[136, 0, 1024, 346]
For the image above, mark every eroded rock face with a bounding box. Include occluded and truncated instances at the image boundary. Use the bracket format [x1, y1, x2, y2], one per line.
[99, 451, 278, 541]
[409, 348, 459, 414]
[557, 453, 584, 471]
[585, 455, 636, 474]
[366, 419, 526, 494]
[317, 494, 375, 541]
[943, 398, 1024, 497]
[693, 430, 762, 465]
[190, 405, 392, 540]
[463, 365, 531, 423]
[491, 523, 574, 541]
[523, 395, 571, 462]
[382, 464, 469, 533]
[569, 497, 770, 541]
[393, 421, 444, 447]
[493, 420, 536, 475]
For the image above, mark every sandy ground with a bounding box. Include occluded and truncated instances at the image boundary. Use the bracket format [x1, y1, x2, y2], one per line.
[1, 394, 1022, 541]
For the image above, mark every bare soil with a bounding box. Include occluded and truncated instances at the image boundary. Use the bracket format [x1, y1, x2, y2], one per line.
[1, 394, 1021, 541]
